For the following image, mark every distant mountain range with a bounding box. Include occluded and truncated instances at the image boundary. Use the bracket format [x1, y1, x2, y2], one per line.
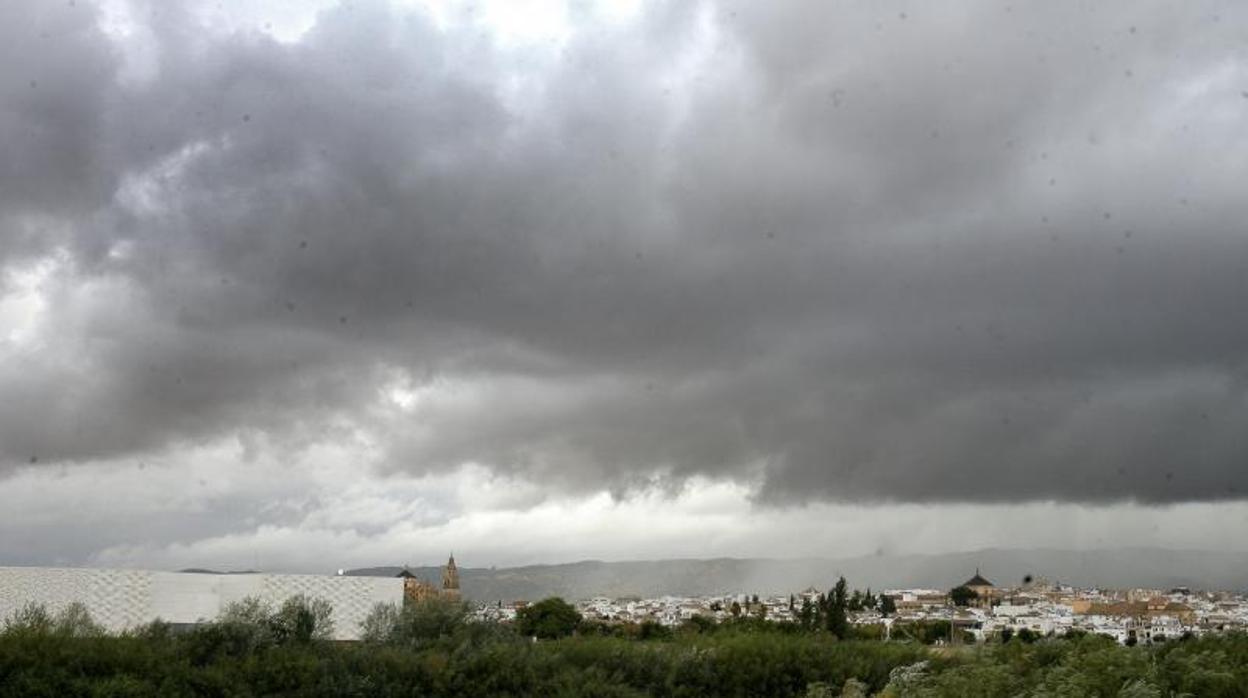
[345, 548, 1248, 602]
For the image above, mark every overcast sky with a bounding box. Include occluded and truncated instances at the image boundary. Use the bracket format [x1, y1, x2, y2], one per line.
[2, 0, 1248, 573]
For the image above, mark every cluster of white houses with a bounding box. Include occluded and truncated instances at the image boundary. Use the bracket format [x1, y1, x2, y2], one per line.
[880, 572, 1240, 644]
[549, 571, 1248, 645]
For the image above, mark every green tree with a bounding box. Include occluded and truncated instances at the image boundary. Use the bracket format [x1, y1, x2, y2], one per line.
[360, 602, 401, 643]
[270, 594, 334, 643]
[516, 597, 582, 639]
[638, 620, 672, 640]
[3, 602, 104, 638]
[949, 585, 979, 607]
[799, 598, 814, 629]
[918, 620, 951, 645]
[53, 602, 105, 638]
[219, 596, 271, 625]
[3, 602, 54, 635]
[827, 577, 849, 639]
[392, 597, 470, 647]
[864, 588, 878, 611]
[848, 589, 864, 612]
[879, 594, 897, 617]
[682, 615, 717, 634]
[213, 594, 334, 648]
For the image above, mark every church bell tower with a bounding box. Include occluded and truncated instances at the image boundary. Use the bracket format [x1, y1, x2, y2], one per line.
[441, 554, 461, 600]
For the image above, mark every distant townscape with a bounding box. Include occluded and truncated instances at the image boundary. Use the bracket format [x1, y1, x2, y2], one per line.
[3, 558, 1247, 646]
[7, 557, 1248, 695]
[468, 568, 1246, 646]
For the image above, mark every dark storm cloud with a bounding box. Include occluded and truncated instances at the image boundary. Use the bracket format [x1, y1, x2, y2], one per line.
[0, 0, 119, 259]
[2, 0, 1248, 503]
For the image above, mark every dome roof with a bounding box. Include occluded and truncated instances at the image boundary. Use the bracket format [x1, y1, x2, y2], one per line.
[963, 570, 994, 587]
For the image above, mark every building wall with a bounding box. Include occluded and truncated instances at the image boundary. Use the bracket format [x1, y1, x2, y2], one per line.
[0, 566, 403, 640]
[403, 577, 441, 603]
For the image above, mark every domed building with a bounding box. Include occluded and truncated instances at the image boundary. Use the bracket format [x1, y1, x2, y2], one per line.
[962, 569, 998, 608]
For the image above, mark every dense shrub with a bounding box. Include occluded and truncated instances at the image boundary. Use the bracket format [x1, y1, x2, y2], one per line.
[6, 601, 1248, 697]
[516, 597, 582, 639]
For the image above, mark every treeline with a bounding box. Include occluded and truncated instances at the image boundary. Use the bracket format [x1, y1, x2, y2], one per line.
[788, 577, 894, 637]
[4, 596, 1248, 696]
[0, 597, 926, 696]
[882, 632, 1248, 696]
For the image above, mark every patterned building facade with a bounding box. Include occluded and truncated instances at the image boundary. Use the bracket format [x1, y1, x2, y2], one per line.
[0, 567, 402, 640]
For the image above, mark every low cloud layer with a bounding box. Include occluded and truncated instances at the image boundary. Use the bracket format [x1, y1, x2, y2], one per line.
[3, 0, 1248, 516]
[7, 451, 1248, 573]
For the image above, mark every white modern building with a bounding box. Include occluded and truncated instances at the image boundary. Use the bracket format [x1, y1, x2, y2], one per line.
[0, 566, 403, 640]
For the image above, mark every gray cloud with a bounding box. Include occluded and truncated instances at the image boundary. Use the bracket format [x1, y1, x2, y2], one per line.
[2, 0, 1248, 505]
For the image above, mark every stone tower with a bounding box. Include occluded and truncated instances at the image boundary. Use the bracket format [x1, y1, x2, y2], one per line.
[441, 554, 460, 600]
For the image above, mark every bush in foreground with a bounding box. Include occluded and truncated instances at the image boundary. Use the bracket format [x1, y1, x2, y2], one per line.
[7, 600, 1248, 697]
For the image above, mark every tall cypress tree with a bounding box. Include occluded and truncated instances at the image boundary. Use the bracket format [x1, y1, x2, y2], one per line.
[828, 577, 849, 639]
[879, 594, 897, 617]
[799, 597, 814, 629]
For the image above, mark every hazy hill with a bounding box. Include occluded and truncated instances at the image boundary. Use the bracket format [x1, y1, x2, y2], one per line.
[346, 548, 1248, 602]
